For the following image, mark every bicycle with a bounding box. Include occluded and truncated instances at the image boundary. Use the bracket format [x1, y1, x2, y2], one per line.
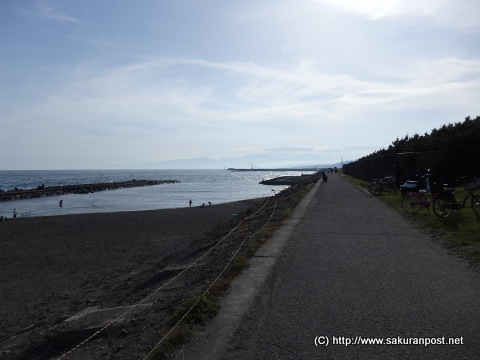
[368, 175, 397, 196]
[401, 190, 433, 213]
[401, 180, 444, 214]
[432, 176, 480, 218]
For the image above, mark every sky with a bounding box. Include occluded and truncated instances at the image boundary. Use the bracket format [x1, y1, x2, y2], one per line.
[1, 0, 479, 170]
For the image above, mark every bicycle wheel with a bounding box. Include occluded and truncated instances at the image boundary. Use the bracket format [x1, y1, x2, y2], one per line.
[388, 182, 398, 194]
[472, 194, 480, 215]
[401, 193, 423, 213]
[433, 194, 456, 218]
[368, 182, 382, 196]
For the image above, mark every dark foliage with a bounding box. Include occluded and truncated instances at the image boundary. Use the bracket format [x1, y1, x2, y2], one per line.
[344, 116, 480, 183]
[360, 116, 480, 163]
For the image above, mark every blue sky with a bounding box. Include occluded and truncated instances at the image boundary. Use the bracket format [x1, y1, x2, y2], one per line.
[1, 0, 479, 170]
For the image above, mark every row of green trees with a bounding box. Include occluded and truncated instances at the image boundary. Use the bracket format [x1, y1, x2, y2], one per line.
[360, 116, 480, 161]
[343, 116, 480, 182]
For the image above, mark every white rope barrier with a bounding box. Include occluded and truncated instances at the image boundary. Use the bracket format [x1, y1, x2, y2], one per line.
[142, 197, 278, 359]
[56, 196, 273, 359]
[57, 182, 310, 359]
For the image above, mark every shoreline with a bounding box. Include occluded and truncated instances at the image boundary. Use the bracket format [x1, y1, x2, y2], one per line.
[0, 174, 309, 219]
[0, 193, 274, 220]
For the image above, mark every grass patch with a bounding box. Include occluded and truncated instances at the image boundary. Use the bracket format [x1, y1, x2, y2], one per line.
[229, 255, 248, 274]
[168, 294, 220, 326]
[340, 173, 480, 264]
[147, 325, 192, 359]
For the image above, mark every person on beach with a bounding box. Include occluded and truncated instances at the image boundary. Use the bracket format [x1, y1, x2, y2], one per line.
[189, 199, 192, 207]
[13, 209, 17, 218]
[59, 200, 63, 207]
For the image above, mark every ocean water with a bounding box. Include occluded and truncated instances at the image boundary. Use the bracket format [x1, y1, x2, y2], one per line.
[0, 169, 313, 218]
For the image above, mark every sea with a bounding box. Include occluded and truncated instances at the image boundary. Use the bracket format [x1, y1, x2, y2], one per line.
[0, 169, 314, 218]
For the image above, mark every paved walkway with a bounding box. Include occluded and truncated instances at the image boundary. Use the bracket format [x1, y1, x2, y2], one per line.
[184, 174, 480, 360]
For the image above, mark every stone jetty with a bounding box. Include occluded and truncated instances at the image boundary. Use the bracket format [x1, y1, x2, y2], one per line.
[259, 172, 322, 186]
[0, 179, 179, 201]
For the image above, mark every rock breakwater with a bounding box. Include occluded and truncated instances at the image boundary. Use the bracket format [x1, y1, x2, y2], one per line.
[259, 172, 322, 186]
[0, 179, 179, 201]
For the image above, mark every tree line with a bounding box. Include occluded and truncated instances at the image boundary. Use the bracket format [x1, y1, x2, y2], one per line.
[343, 115, 480, 182]
[360, 115, 480, 161]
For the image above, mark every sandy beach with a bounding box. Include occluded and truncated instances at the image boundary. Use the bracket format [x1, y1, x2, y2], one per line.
[0, 197, 276, 359]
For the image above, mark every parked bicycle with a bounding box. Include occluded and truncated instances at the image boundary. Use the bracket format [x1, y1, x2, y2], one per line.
[401, 183, 444, 214]
[368, 175, 397, 196]
[432, 176, 480, 218]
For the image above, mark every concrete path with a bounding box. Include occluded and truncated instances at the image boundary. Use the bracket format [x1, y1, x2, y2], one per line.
[184, 174, 480, 360]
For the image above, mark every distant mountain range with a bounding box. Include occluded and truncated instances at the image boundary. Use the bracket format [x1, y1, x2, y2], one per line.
[152, 155, 351, 169]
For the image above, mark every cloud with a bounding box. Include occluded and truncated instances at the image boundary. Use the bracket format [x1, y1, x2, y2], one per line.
[314, 0, 480, 30]
[31, 0, 80, 23]
[314, 0, 443, 19]
[10, 54, 480, 134]
[3, 52, 478, 169]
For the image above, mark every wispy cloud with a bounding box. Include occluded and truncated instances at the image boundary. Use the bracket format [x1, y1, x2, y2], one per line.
[10, 55, 479, 141]
[30, 0, 81, 23]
